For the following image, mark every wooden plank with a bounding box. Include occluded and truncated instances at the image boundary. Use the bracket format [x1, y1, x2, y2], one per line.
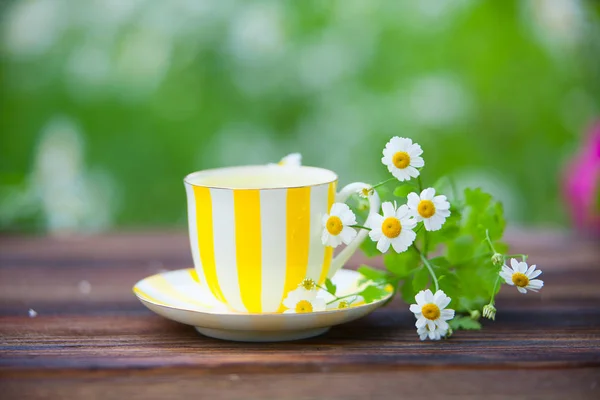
[1, 369, 599, 400]
[0, 230, 599, 399]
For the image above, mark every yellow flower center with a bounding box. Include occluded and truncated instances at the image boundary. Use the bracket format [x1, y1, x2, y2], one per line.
[418, 200, 436, 218]
[512, 272, 529, 288]
[326, 216, 343, 236]
[421, 303, 441, 320]
[381, 217, 402, 238]
[300, 278, 316, 291]
[295, 300, 313, 313]
[361, 187, 373, 197]
[338, 301, 349, 309]
[392, 151, 411, 169]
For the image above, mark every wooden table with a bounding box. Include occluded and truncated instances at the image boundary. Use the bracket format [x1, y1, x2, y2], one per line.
[1, 230, 599, 399]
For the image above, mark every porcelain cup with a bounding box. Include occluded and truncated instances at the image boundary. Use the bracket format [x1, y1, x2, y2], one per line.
[184, 165, 380, 313]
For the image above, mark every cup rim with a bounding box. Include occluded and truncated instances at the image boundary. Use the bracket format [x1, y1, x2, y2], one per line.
[183, 165, 338, 190]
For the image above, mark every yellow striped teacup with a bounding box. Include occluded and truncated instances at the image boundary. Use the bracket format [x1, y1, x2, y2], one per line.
[184, 165, 380, 313]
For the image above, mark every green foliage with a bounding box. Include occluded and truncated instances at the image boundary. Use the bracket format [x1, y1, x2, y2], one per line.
[449, 316, 482, 331]
[358, 285, 390, 304]
[358, 185, 513, 332]
[325, 278, 337, 296]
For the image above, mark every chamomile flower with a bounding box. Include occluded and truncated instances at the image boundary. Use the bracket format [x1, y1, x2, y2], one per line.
[358, 186, 374, 198]
[500, 258, 544, 294]
[282, 287, 326, 314]
[277, 153, 302, 167]
[407, 188, 451, 231]
[381, 137, 425, 182]
[409, 289, 455, 334]
[321, 203, 357, 248]
[367, 202, 417, 253]
[417, 323, 448, 341]
[326, 295, 364, 310]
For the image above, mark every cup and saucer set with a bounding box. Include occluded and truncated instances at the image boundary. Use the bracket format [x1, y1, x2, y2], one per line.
[133, 165, 392, 342]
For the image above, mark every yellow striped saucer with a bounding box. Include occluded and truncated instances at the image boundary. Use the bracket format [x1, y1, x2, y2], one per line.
[133, 268, 392, 342]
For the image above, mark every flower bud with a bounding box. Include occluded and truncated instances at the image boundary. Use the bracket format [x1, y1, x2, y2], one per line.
[470, 310, 481, 320]
[483, 304, 497, 320]
[491, 253, 504, 267]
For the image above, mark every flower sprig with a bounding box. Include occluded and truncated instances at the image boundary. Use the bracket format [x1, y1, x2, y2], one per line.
[318, 136, 545, 341]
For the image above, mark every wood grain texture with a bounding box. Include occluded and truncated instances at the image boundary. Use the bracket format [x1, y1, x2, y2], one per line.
[0, 229, 599, 399]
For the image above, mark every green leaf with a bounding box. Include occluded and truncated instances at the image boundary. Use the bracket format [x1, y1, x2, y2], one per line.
[429, 256, 450, 270]
[325, 278, 337, 295]
[357, 265, 389, 284]
[412, 267, 430, 292]
[449, 316, 482, 331]
[383, 247, 420, 278]
[462, 188, 506, 241]
[358, 285, 389, 303]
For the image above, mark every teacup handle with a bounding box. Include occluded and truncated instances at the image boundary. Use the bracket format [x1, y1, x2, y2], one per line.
[327, 182, 381, 279]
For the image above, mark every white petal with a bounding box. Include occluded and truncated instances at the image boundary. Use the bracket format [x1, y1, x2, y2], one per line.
[368, 228, 382, 241]
[390, 167, 411, 181]
[396, 204, 411, 219]
[426, 320, 436, 331]
[433, 291, 451, 309]
[381, 155, 391, 166]
[428, 330, 437, 340]
[517, 286, 527, 294]
[340, 209, 357, 226]
[423, 289, 434, 303]
[423, 218, 434, 231]
[499, 271, 513, 284]
[421, 188, 435, 200]
[436, 319, 449, 331]
[322, 213, 330, 226]
[407, 192, 420, 209]
[415, 290, 427, 306]
[415, 317, 427, 329]
[528, 269, 542, 279]
[525, 264, 537, 277]
[408, 143, 423, 157]
[381, 202, 396, 218]
[517, 262, 528, 273]
[367, 213, 384, 229]
[510, 258, 520, 270]
[390, 236, 409, 253]
[326, 234, 343, 248]
[440, 309, 455, 320]
[321, 230, 330, 246]
[340, 227, 357, 245]
[376, 237, 391, 253]
[406, 166, 420, 178]
[528, 279, 544, 289]
[283, 309, 295, 314]
[398, 229, 416, 249]
[433, 195, 450, 210]
[409, 304, 421, 314]
[411, 156, 425, 168]
[329, 203, 346, 217]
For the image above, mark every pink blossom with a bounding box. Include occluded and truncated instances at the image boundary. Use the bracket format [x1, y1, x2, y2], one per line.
[563, 122, 600, 234]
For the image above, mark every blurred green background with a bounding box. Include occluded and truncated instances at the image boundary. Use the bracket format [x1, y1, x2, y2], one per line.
[1, 0, 599, 233]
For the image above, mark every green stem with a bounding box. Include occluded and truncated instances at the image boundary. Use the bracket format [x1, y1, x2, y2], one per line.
[326, 293, 358, 305]
[484, 229, 497, 254]
[417, 176, 423, 193]
[423, 229, 428, 256]
[351, 224, 372, 231]
[372, 177, 396, 189]
[505, 254, 528, 261]
[488, 276, 501, 306]
[413, 245, 439, 292]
